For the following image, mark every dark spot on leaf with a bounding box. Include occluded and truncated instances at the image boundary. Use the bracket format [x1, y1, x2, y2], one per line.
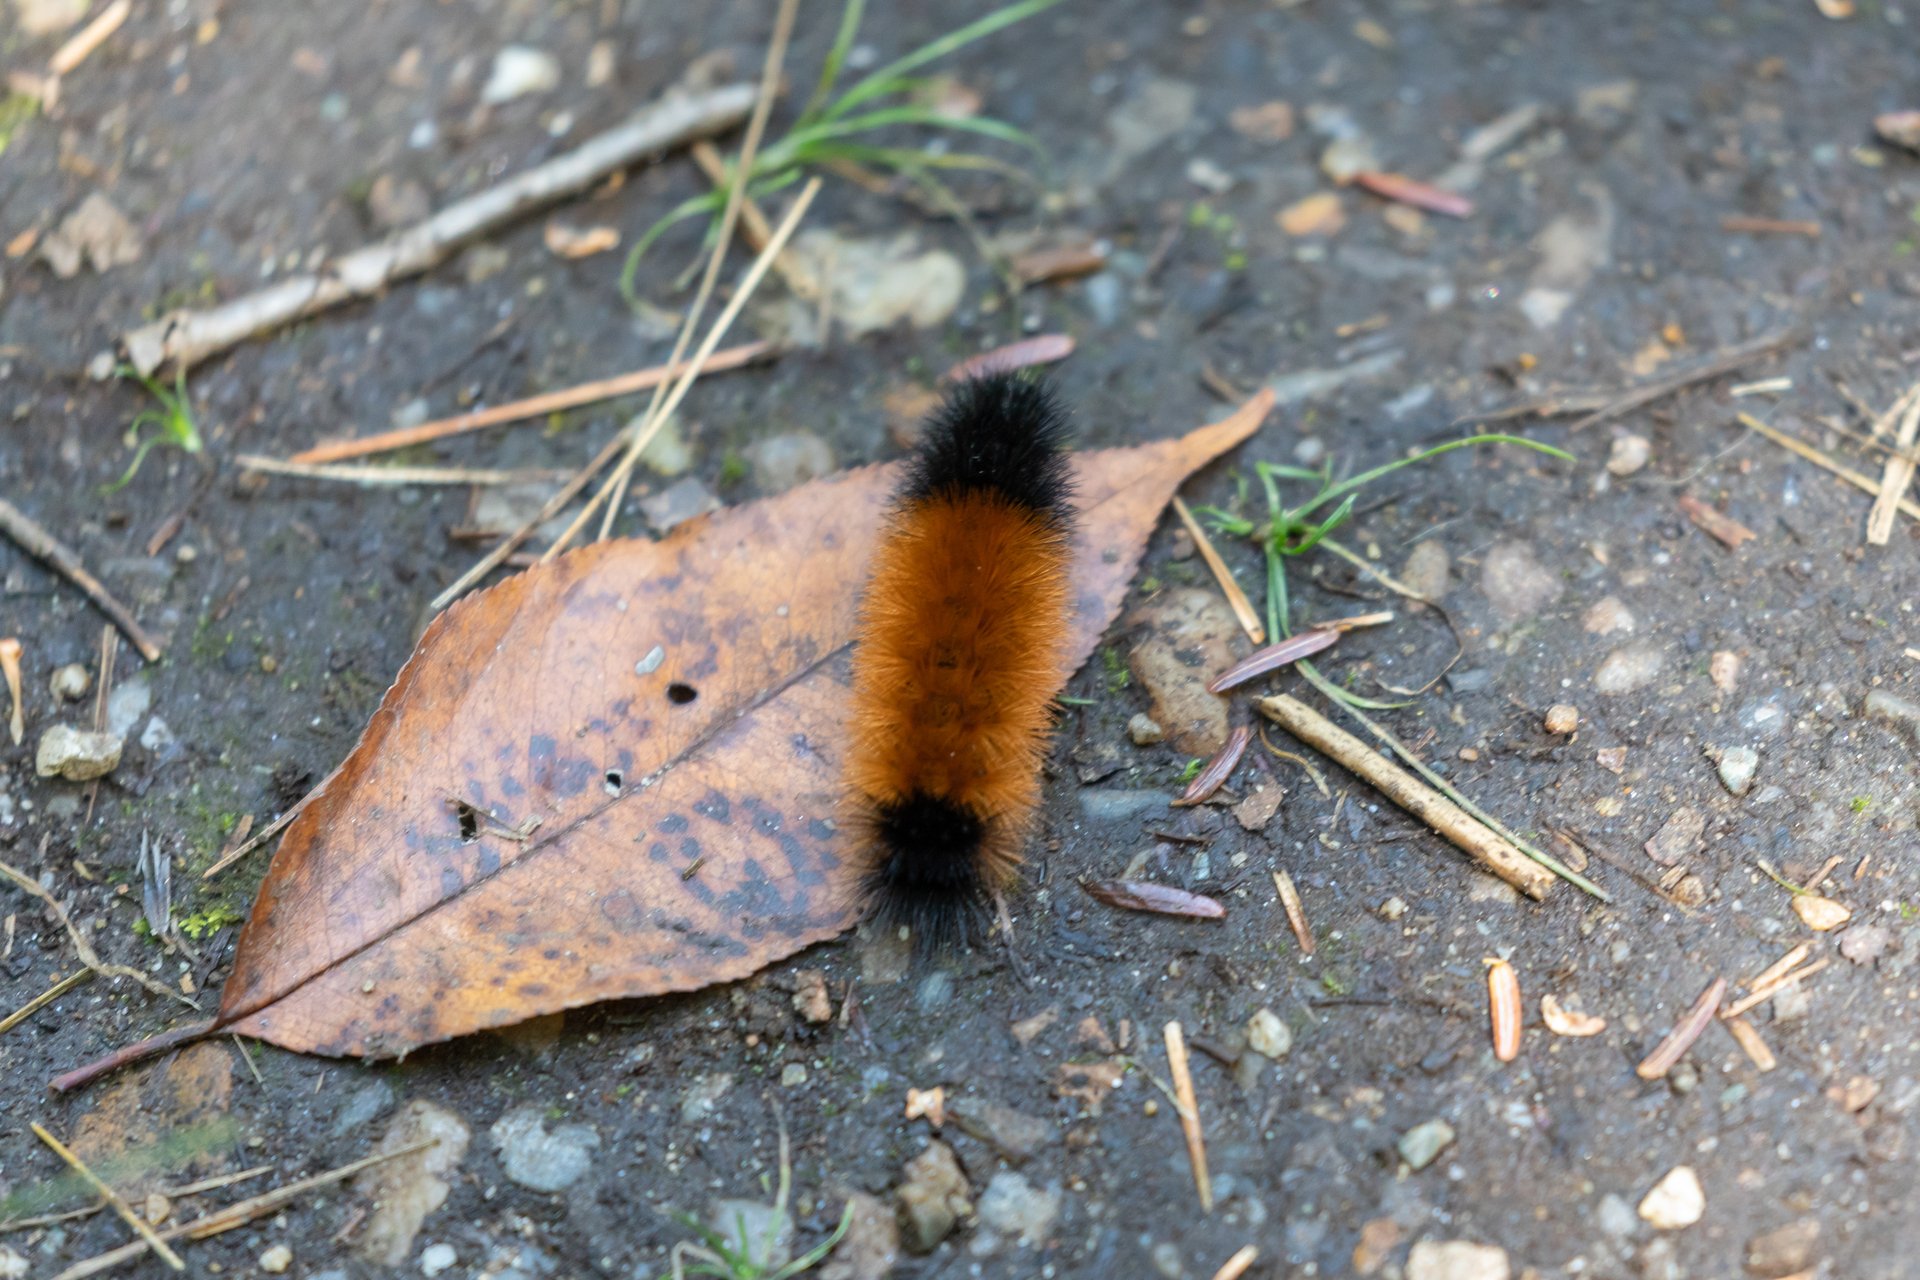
[693, 792, 730, 823]
[529, 734, 558, 761]
[657, 813, 689, 834]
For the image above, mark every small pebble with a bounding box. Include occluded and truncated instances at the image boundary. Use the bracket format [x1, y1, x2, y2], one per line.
[1544, 704, 1579, 735]
[49, 663, 92, 701]
[1397, 1118, 1456, 1172]
[1245, 1008, 1292, 1059]
[780, 1063, 808, 1087]
[1715, 745, 1759, 796]
[259, 1244, 292, 1274]
[1379, 896, 1407, 920]
[420, 1243, 457, 1277]
[482, 46, 560, 104]
[1638, 1165, 1705, 1229]
[34, 725, 123, 781]
[1709, 650, 1741, 692]
[1606, 433, 1652, 476]
[1594, 643, 1664, 694]
[1127, 713, 1165, 746]
[1406, 1240, 1510, 1280]
[1839, 924, 1891, 965]
[1582, 596, 1637, 634]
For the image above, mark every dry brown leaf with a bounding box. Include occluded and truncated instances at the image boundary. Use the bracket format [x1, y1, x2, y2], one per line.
[1539, 993, 1606, 1037]
[1276, 191, 1344, 237]
[128, 395, 1272, 1062]
[1082, 879, 1226, 919]
[1054, 1057, 1127, 1116]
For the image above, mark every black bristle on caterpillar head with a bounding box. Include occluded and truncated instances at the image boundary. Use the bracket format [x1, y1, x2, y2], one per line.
[899, 372, 1075, 526]
[862, 791, 992, 951]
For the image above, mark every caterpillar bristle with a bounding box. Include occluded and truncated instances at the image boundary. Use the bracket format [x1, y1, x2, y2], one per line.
[846, 372, 1076, 952]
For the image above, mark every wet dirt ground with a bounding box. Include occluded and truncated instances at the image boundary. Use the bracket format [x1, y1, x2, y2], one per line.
[4, 2, 1920, 1278]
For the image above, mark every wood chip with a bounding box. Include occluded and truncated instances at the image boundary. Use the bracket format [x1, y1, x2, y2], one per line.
[1723, 1015, 1777, 1072]
[1011, 242, 1106, 285]
[1164, 1021, 1213, 1213]
[1634, 977, 1726, 1079]
[1208, 1245, 1260, 1280]
[1746, 942, 1811, 992]
[1082, 880, 1226, 920]
[1272, 869, 1315, 957]
[1539, 993, 1606, 1037]
[1866, 382, 1920, 545]
[1351, 171, 1474, 218]
[1486, 958, 1522, 1062]
[1721, 958, 1830, 1020]
[1677, 494, 1756, 549]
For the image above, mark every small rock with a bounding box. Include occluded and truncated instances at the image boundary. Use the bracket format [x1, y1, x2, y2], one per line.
[1396, 1119, 1456, 1172]
[15, 0, 88, 35]
[1127, 712, 1165, 746]
[1105, 76, 1197, 172]
[1744, 1218, 1818, 1277]
[1229, 100, 1295, 142]
[633, 414, 693, 477]
[1233, 784, 1283, 832]
[40, 193, 142, 278]
[1715, 746, 1759, 796]
[1710, 650, 1741, 692]
[1644, 807, 1706, 865]
[0, 1244, 26, 1280]
[1771, 985, 1811, 1023]
[34, 725, 123, 781]
[974, 1173, 1061, 1249]
[1637, 1165, 1705, 1229]
[1379, 896, 1407, 920]
[707, 1200, 792, 1272]
[1352, 1217, 1405, 1275]
[1875, 110, 1920, 153]
[1268, 350, 1402, 406]
[820, 1191, 901, 1280]
[1582, 596, 1637, 634]
[1126, 588, 1246, 755]
[259, 1244, 293, 1274]
[1479, 541, 1562, 624]
[1839, 924, 1891, 965]
[948, 1097, 1051, 1163]
[368, 174, 431, 229]
[483, 46, 560, 104]
[463, 244, 510, 284]
[1544, 704, 1579, 735]
[49, 663, 92, 700]
[1277, 191, 1345, 237]
[746, 431, 837, 492]
[679, 1072, 734, 1123]
[1245, 1008, 1292, 1059]
[1864, 688, 1920, 741]
[139, 715, 176, 754]
[490, 1106, 599, 1192]
[1791, 894, 1851, 931]
[330, 1079, 397, 1137]
[1401, 540, 1450, 601]
[355, 1101, 472, 1266]
[104, 676, 150, 738]
[787, 230, 964, 337]
[1185, 157, 1234, 193]
[896, 1141, 971, 1254]
[780, 1063, 809, 1087]
[639, 476, 721, 534]
[791, 969, 833, 1024]
[1406, 1240, 1510, 1280]
[1596, 1192, 1639, 1239]
[420, 1243, 457, 1277]
[1606, 433, 1652, 476]
[1078, 789, 1169, 822]
[1594, 643, 1664, 694]
[1319, 134, 1382, 184]
[1009, 1005, 1058, 1045]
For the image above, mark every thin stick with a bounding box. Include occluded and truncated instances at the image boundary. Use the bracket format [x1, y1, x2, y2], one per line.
[286, 342, 769, 465]
[427, 429, 631, 610]
[1271, 869, 1315, 957]
[30, 1122, 185, 1270]
[51, 1019, 217, 1094]
[1720, 958, 1830, 1020]
[0, 859, 199, 1009]
[1745, 942, 1811, 994]
[50, 1139, 437, 1280]
[201, 791, 315, 880]
[0, 967, 91, 1037]
[1208, 1245, 1259, 1280]
[0, 498, 161, 661]
[1567, 328, 1807, 431]
[1865, 382, 1920, 544]
[1634, 977, 1726, 1080]
[1723, 1016, 1777, 1072]
[546, 175, 822, 559]
[596, 0, 799, 540]
[1163, 1021, 1213, 1213]
[1741, 413, 1920, 521]
[48, 0, 131, 75]
[689, 142, 819, 298]
[1172, 496, 1265, 643]
[1720, 215, 1821, 238]
[1256, 694, 1555, 899]
[121, 83, 757, 374]
[236, 456, 573, 486]
[160, 1165, 274, 1199]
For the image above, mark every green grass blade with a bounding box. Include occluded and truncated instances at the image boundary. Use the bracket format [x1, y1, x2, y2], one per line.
[822, 0, 1063, 121]
[619, 190, 727, 305]
[786, 106, 1043, 155]
[1294, 434, 1573, 522]
[1279, 495, 1355, 556]
[1296, 658, 1412, 710]
[797, 0, 867, 125]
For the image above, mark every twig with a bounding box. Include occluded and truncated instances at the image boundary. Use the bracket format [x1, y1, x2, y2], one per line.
[1172, 496, 1265, 643]
[1741, 412, 1920, 522]
[1723, 1016, 1777, 1072]
[1208, 1245, 1260, 1280]
[688, 142, 819, 298]
[285, 342, 770, 465]
[542, 175, 822, 560]
[50, 1139, 437, 1280]
[595, 0, 798, 540]
[1255, 694, 1555, 899]
[1745, 942, 1811, 993]
[1271, 869, 1315, 957]
[202, 794, 310, 879]
[0, 498, 161, 661]
[48, 0, 130, 76]
[120, 83, 757, 374]
[30, 1122, 185, 1271]
[1865, 382, 1920, 545]
[1163, 1021, 1212, 1213]
[1634, 977, 1726, 1079]
[0, 859, 199, 1010]
[51, 1019, 216, 1094]
[1473, 327, 1805, 430]
[235, 457, 573, 486]
[0, 968, 91, 1037]
[1720, 957, 1830, 1020]
[159, 1165, 274, 1199]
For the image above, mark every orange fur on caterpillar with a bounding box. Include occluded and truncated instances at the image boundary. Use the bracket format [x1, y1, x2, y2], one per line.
[846, 373, 1075, 947]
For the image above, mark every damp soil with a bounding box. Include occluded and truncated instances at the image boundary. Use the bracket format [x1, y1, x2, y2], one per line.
[3, 2, 1920, 1278]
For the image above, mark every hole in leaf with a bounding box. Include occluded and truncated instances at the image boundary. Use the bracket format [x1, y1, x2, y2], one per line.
[455, 802, 479, 843]
[666, 683, 698, 705]
[604, 769, 623, 794]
